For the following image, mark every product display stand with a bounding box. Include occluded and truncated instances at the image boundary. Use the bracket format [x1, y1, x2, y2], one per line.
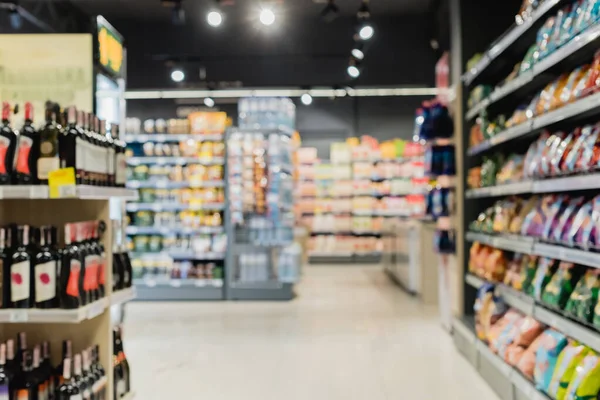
[452, 1, 600, 399]
[0, 187, 137, 400]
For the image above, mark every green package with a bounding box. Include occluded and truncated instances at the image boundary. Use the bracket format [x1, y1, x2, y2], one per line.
[528, 257, 558, 301]
[547, 341, 588, 400]
[542, 262, 584, 310]
[566, 269, 600, 323]
[515, 254, 539, 293]
[564, 352, 600, 400]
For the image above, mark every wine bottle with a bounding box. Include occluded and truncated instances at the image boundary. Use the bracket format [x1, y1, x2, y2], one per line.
[112, 332, 123, 400]
[73, 354, 89, 400]
[82, 222, 99, 303]
[35, 226, 59, 309]
[37, 102, 62, 185]
[59, 224, 81, 309]
[76, 111, 89, 185]
[5, 340, 15, 386]
[0, 344, 10, 400]
[32, 345, 48, 400]
[91, 346, 105, 399]
[16, 332, 27, 369]
[115, 327, 130, 396]
[55, 341, 72, 389]
[14, 102, 39, 184]
[120, 249, 133, 289]
[98, 120, 108, 187]
[0, 227, 11, 308]
[80, 351, 94, 400]
[59, 106, 80, 183]
[10, 225, 31, 308]
[74, 223, 89, 306]
[12, 349, 34, 400]
[106, 125, 116, 187]
[0, 102, 17, 185]
[56, 358, 79, 400]
[86, 115, 98, 187]
[90, 221, 104, 299]
[42, 342, 54, 400]
[113, 125, 127, 188]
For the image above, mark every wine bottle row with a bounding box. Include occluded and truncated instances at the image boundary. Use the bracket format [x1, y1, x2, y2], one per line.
[0, 331, 112, 400]
[0, 220, 133, 310]
[0, 101, 127, 187]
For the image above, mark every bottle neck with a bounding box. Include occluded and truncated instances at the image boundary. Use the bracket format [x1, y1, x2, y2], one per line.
[74, 354, 82, 376]
[64, 224, 73, 245]
[18, 332, 26, 353]
[62, 340, 72, 361]
[18, 226, 29, 247]
[6, 340, 14, 362]
[24, 102, 33, 124]
[0, 344, 6, 366]
[39, 227, 47, 247]
[0, 228, 6, 250]
[82, 350, 90, 372]
[62, 358, 72, 380]
[42, 341, 50, 362]
[33, 346, 40, 369]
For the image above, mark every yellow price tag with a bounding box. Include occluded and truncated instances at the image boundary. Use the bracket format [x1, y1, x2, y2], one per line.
[48, 168, 77, 198]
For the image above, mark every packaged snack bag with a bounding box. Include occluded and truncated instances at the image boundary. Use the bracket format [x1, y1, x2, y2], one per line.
[541, 195, 570, 240]
[493, 315, 525, 358]
[537, 79, 562, 116]
[566, 269, 600, 322]
[553, 196, 585, 243]
[549, 74, 573, 111]
[521, 45, 538, 73]
[505, 344, 526, 366]
[529, 257, 558, 300]
[548, 341, 589, 399]
[542, 261, 585, 310]
[468, 242, 483, 274]
[564, 352, 600, 400]
[475, 284, 508, 341]
[541, 132, 567, 177]
[484, 249, 506, 283]
[570, 66, 593, 101]
[565, 201, 593, 248]
[583, 50, 600, 96]
[504, 253, 523, 287]
[537, 17, 558, 61]
[515, 254, 539, 292]
[574, 0, 599, 34]
[514, 316, 545, 347]
[573, 125, 598, 172]
[551, 130, 576, 175]
[522, 195, 557, 238]
[558, 3, 579, 46]
[534, 329, 568, 392]
[517, 334, 545, 379]
[560, 66, 589, 105]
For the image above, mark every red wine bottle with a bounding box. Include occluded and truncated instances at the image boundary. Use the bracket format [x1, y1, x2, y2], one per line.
[14, 102, 39, 185]
[73, 354, 89, 400]
[59, 224, 81, 309]
[0, 227, 11, 308]
[37, 102, 62, 185]
[12, 349, 34, 400]
[91, 346, 106, 399]
[32, 346, 48, 400]
[41, 342, 54, 400]
[56, 358, 79, 400]
[16, 332, 27, 370]
[5, 340, 15, 386]
[10, 225, 31, 308]
[35, 226, 59, 309]
[0, 343, 10, 400]
[59, 106, 80, 183]
[93, 221, 105, 299]
[81, 351, 94, 400]
[74, 223, 89, 306]
[54, 341, 72, 390]
[0, 102, 17, 185]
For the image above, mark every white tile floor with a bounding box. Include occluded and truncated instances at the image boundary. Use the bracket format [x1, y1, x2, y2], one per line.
[124, 265, 499, 400]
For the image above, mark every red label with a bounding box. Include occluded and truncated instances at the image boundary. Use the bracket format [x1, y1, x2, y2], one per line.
[98, 254, 105, 285]
[15, 136, 32, 174]
[66, 260, 81, 297]
[0, 143, 7, 174]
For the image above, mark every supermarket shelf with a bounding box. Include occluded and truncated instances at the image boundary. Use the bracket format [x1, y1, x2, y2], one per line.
[126, 180, 225, 189]
[126, 226, 224, 235]
[130, 251, 225, 260]
[488, 69, 535, 105]
[134, 279, 224, 301]
[126, 202, 226, 212]
[466, 98, 490, 120]
[227, 282, 294, 301]
[127, 156, 225, 166]
[465, 273, 485, 289]
[467, 121, 533, 156]
[465, 232, 535, 253]
[308, 251, 354, 257]
[110, 287, 137, 306]
[462, 0, 563, 86]
[0, 298, 108, 323]
[124, 133, 224, 143]
[0, 185, 138, 200]
[453, 318, 550, 400]
[465, 181, 533, 198]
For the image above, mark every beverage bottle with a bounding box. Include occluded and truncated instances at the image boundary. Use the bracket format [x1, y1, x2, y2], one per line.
[0, 227, 11, 308]
[54, 341, 72, 390]
[73, 354, 89, 400]
[5, 340, 16, 386]
[35, 225, 59, 309]
[16, 332, 27, 369]
[90, 346, 106, 400]
[55, 358, 80, 400]
[113, 126, 127, 188]
[91, 221, 105, 299]
[74, 224, 89, 306]
[41, 342, 55, 400]
[37, 102, 62, 185]
[106, 126, 116, 187]
[0, 343, 10, 400]
[10, 225, 32, 308]
[14, 102, 39, 184]
[32, 345, 48, 400]
[59, 225, 81, 309]
[115, 327, 130, 395]
[12, 349, 34, 400]
[98, 121, 108, 186]
[81, 222, 98, 303]
[59, 106, 79, 183]
[0, 102, 17, 185]
[83, 114, 95, 186]
[76, 111, 89, 185]
[80, 351, 94, 400]
[112, 331, 123, 400]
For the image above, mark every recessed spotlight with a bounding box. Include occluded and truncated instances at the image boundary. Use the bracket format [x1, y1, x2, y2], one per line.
[207, 10, 223, 27]
[171, 69, 185, 82]
[260, 8, 275, 26]
[359, 24, 374, 40]
[352, 47, 365, 60]
[301, 93, 313, 106]
[204, 97, 215, 107]
[347, 65, 360, 79]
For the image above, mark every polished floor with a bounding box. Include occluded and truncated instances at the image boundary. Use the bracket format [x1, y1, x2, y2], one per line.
[124, 265, 499, 400]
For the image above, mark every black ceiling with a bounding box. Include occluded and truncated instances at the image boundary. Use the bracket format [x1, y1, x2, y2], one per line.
[66, 0, 436, 21]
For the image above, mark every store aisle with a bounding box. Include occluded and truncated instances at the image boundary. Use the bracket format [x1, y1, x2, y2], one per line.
[124, 266, 498, 400]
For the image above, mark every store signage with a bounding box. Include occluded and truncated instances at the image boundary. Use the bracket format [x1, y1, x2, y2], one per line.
[97, 16, 124, 77]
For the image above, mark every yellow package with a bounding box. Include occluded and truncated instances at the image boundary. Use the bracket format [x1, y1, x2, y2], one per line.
[564, 352, 600, 400]
[536, 79, 561, 116]
[548, 341, 588, 400]
[548, 74, 571, 111]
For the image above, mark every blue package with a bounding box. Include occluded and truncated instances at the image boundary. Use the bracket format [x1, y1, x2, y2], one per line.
[534, 330, 568, 393]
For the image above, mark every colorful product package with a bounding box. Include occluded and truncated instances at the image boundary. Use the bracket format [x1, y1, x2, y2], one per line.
[484, 249, 507, 283]
[474, 284, 507, 342]
[534, 329, 569, 393]
[517, 334, 545, 379]
[583, 50, 600, 96]
[513, 316, 545, 347]
[547, 341, 588, 400]
[537, 17, 558, 61]
[510, 197, 538, 234]
[503, 253, 523, 288]
[578, 125, 600, 172]
[541, 195, 570, 240]
[560, 66, 590, 105]
[542, 261, 584, 310]
[487, 310, 522, 351]
[536, 79, 562, 116]
[566, 201, 593, 248]
[541, 132, 567, 176]
[558, 4, 578, 46]
[566, 269, 600, 323]
[564, 352, 600, 400]
[553, 197, 585, 243]
[529, 257, 558, 300]
[570, 66, 594, 101]
[492, 315, 525, 358]
[515, 254, 539, 292]
[522, 196, 556, 238]
[551, 130, 575, 175]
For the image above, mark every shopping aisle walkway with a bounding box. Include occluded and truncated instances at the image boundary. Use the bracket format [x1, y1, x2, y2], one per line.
[124, 266, 499, 400]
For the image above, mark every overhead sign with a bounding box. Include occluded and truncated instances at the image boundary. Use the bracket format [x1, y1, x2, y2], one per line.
[97, 16, 124, 78]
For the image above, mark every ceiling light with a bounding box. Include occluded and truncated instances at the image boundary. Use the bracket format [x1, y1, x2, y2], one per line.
[207, 10, 222, 27]
[321, 0, 339, 22]
[171, 69, 185, 82]
[359, 24, 374, 40]
[301, 93, 313, 105]
[347, 65, 360, 79]
[351, 46, 365, 61]
[204, 97, 215, 107]
[260, 8, 275, 26]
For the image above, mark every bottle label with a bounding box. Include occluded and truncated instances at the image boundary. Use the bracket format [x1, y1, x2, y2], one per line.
[83, 254, 97, 292]
[15, 135, 33, 174]
[66, 259, 81, 297]
[108, 148, 115, 176]
[35, 260, 57, 302]
[11, 261, 30, 302]
[69, 395, 83, 400]
[38, 382, 47, 400]
[37, 156, 60, 180]
[116, 153, 127, 184]
[116, 380, 126, 397]
[98, 252, 106, 285]
[83, 389, 91, 400]
[0, 383, 8, 400]
[0, 136, 10, 174]
[76, 137, 85, 171]
[15, 389, 29, 400]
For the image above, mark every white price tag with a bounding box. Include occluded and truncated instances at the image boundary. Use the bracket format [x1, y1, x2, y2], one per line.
[194, 280, 207, 287]
[212, 280, 223, 288]
[86, 301, 105, 319]
[152, 204, 162, 212]
[170, 280, 182, 288]
[58, 184, 78, 198]
[157, 159, 166, 165]
[145, 280, 157, 288]
[155, 134, 166, 142]
[9, 310, 28, 323]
